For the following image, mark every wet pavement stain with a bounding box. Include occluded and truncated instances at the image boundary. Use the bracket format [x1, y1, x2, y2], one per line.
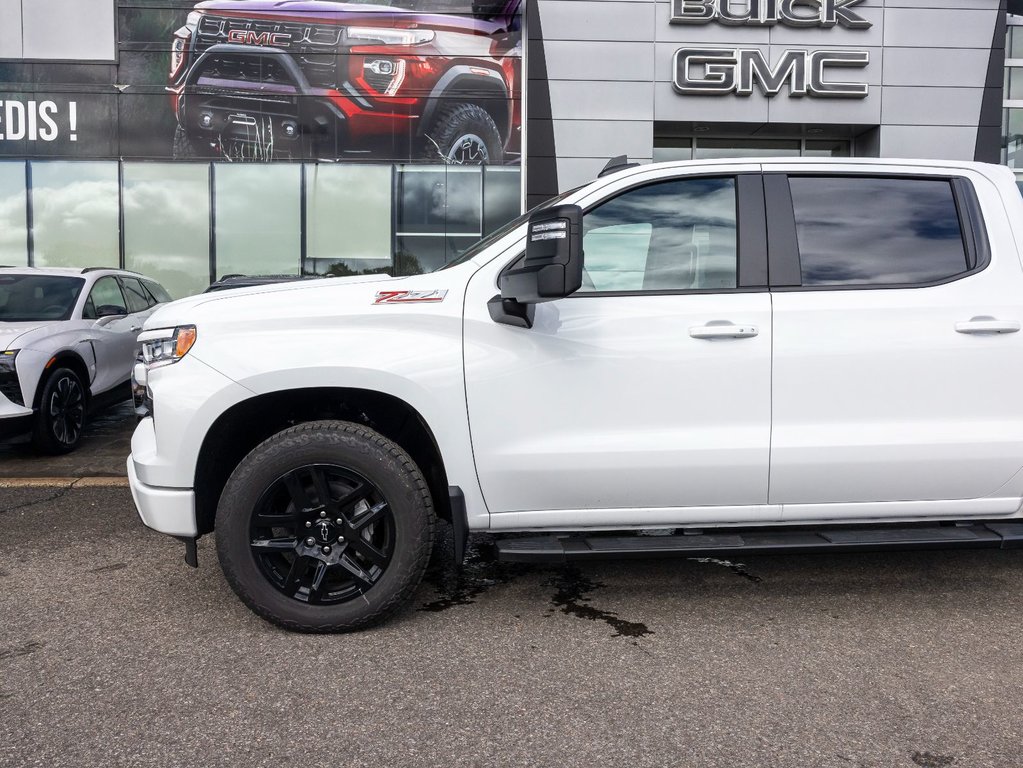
[911, 752, 955, 768]
[89, 563, 128, 574]
[0, 640, 44, 662]
[547, 567, 653, 639]
[688, 556, 762, 583]
[419, 536, 528, 613]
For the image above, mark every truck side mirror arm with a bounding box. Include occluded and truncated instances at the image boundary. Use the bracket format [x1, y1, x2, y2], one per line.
[490, 203, 584, 329]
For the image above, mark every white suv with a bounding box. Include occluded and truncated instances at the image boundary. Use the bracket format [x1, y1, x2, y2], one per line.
[0, 267, 172, 453]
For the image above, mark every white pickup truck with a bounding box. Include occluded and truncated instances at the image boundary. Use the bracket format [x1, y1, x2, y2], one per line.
[129, 157, 1023, 632]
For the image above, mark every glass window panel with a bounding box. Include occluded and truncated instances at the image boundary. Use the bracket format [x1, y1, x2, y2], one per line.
[1008, 67, 1023, 100]
[694, 139, 801, 159]
[88, 275, 127, 316]
[305, 164, 392, 277]
[0, 162, 27, 267]
[789, 176, 967, 287]
[395, 235, 478, 275]
[803, 139, 851, 157]
[31, 162, 119, 269]
[0, 274, 85, 322]
[214, 164, 301, 280]
[1010, 26, 1023, 59]
[483, 167, 521, 236]
[579, 177, 738, 293]
[120, 277, 151, 313]
[652, 136, 694, 163]
[123, 163, 211, 299]
[396, 166, 481, 236]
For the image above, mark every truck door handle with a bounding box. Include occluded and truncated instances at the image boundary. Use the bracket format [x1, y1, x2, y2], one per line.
[689, 323, 759, 340]
[955, 318, 1021, 335]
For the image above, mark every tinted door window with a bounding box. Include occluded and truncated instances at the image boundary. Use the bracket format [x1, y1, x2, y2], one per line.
[120, 277, 151, 313]
[142, 280, 172, 304]
[87, 276, 127, 317]
[579, 177, 737, 293]
[788, 177, 968, 287]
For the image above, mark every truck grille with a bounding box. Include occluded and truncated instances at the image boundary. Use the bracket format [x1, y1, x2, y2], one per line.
[194, 15, 343, 89]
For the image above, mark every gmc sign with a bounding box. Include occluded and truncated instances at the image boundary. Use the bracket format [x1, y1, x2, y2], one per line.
[673, 48, 870, 98]
[226, 30, 292, 46]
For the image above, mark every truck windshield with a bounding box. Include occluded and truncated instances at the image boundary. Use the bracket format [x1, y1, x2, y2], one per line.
[0, 274, 86, 322]
[436, 186, 581, 271]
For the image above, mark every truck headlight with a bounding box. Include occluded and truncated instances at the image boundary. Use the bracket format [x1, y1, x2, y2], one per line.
[139, 325, 197, 369]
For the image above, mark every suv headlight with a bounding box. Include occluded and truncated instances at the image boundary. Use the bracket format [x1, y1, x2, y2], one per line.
[139, 325, 197, 369]
[346, 27, 434, 46]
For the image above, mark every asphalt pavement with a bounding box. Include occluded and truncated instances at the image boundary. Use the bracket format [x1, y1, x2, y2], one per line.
[2, 485, 1023, 767]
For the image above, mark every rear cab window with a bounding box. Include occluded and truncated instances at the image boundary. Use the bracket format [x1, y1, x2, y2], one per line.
[773, 174, 992, 290]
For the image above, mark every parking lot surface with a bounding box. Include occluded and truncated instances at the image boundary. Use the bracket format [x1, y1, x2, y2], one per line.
[2, 485, 1023, 768]
[0, 402, 134, 478]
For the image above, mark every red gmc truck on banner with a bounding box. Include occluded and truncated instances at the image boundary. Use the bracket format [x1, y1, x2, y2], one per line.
[167, 0, 521, 163]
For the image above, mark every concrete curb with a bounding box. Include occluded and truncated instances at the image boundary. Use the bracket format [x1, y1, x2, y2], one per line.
[0, 476, 130, 488]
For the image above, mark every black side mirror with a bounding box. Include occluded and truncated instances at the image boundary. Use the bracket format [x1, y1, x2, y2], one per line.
[489, 204, 583, 328]
[95, 305, 125, 319]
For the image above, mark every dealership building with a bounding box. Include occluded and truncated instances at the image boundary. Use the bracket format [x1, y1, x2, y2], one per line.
[0, 0, 1020, 299]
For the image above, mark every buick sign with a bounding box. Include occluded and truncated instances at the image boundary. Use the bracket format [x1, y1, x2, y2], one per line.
[671, 0, 871, 29]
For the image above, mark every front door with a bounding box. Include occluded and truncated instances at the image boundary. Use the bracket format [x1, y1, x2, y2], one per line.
[464, 172, 774, 526]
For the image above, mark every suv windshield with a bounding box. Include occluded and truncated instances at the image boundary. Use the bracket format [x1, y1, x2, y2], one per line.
[0, 274, 85, 322]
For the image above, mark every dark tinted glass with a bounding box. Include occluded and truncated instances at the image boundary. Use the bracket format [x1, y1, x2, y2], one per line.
[142, 280, 172, 304]
[0, 275, 85, 322]
[121, 277, 151, 313]
[789, 177, 968, 287]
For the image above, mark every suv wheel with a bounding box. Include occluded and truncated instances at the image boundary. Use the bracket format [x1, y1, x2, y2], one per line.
[216, 421, 435, 632]
[32, 368, 86, 455]
[423, 103, 504, 165]
[172, 124, 215, 160]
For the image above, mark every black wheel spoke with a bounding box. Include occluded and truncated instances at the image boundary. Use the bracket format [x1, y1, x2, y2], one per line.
[338, 553, 375, 591]
[309, 467, 337, 515]
[253, 510, 301, 526]
[284, 555, 315, 596]
[307, 561, 330, 603]
[251, 536, 298, 552]
[334, 482, 369, 521]
[347, 537, 389, 568]
[350, 500, 387, 531]
[282, 472, 315, 513]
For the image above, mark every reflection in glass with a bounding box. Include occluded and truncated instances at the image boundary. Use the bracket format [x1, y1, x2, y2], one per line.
[694, 139, 801, 159]
[789, 177, 967, 286]
[124, 163, 210, 298]
[32, 162, 119, 268]
[0, 162, 27, 267]
[397, 166, 481, 236]
[305, 164, 392, 277]
[580, 177, 737, 293]
[652, 137, 694, 163]
[215, 164, 301, 279]
[483, 168, 521, 236]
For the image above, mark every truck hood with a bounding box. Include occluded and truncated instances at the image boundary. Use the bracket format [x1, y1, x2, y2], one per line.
[194, 0, 512, 33]
[144, 273, 401, 330]
[0, 321, 57, 351]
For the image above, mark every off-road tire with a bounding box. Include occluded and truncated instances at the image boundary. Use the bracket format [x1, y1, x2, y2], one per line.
[216, 420, 436, 633]
[31, 367, 87, 455]
[422, 102, 504, 165]
[173, 124, 214, 159]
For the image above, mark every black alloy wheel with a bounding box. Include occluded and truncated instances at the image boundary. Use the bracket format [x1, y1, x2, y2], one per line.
[250, 464, 395, 605]
[32, 368, 86, 454]
[216, 421, 435, 632]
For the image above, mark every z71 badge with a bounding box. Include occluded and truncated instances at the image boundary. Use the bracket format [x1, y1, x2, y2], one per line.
[373, 289, 448, 305]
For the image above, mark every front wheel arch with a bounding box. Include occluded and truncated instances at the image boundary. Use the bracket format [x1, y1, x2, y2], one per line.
[193, 388, 451, 537]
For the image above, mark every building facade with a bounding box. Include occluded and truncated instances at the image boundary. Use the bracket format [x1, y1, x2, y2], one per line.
[0, 0, 1017, 299]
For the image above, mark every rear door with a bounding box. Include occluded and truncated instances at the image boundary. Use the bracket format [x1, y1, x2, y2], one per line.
[768, 167, 1023, 518]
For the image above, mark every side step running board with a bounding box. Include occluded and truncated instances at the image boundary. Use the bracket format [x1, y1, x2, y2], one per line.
[495, 523, 1023, 564]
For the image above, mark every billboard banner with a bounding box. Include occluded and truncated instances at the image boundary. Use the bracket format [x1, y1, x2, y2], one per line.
[0, 0, 522, 165]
